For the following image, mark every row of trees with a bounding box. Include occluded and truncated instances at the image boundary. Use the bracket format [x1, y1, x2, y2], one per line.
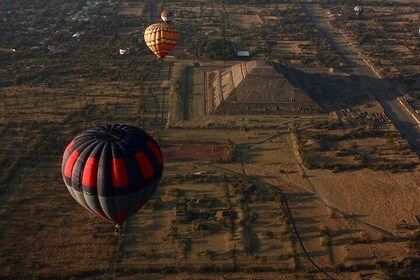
[186, 37, 235, 60]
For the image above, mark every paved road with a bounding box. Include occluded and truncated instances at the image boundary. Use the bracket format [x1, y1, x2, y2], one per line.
[304, 4, 420, 156]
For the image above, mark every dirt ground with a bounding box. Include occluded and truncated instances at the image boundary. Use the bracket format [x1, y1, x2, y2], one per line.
[306, 169, 420, 231]
[163, 144, 230, 162]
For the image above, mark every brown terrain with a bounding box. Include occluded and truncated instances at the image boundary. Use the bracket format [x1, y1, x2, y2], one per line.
[0, 0, 419, 279]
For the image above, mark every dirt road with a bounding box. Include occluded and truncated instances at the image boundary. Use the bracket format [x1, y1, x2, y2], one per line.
[304, 4, 420, 156]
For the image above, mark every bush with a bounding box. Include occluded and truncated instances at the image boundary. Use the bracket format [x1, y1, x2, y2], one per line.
[166, 187, 181, 197]
[321, 236, 331, 246]
[333, 263, 345, 272]
[263, 230, 274, 239]
[186, 37, 235, 60]
[318, 225, 330, 237]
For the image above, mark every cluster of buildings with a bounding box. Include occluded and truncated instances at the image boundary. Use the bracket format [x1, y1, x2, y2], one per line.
[66, 1, 101, 22]
[338, 108, 390, 123]
[172, 198, 233, 232]
[67, 0, 117, 22]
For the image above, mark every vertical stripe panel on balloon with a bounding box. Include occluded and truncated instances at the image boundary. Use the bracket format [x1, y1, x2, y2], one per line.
[127, 189, 145, 217]
[141, 148, 160, 182]
[64, 150, 80, 179]
[135, 151, 154, 180]
[151, 28, 158, 54]
[98, 195, 117, 222]
[73, 189, 95, 213]
[65, 185, 79, 203]
[110, 137, 129, 188]
[82, 142, 104, 191]
[63, 140, 74, 156]
[147, 141, 163, 166]
[97, 142, 116, 221]
[111, 158, 129, 187]
[85, 194, 111, 222]
[114, 193, 130, 223]
[82, 158, 99, 187]
[71, 142, 96, 192]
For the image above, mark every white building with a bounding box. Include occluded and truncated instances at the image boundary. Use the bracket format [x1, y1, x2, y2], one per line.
[236, 50, 250, 57]
[119, 48, 130, 55]
[72, 32, 81, 40]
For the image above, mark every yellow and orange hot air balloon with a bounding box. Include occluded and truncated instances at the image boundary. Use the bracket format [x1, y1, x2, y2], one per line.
[144, 10, 179, 61]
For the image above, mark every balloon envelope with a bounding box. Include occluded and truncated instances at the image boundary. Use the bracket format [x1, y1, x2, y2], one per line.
[144, 22, 179, 59]
[354, 5, 364, 15]
[62, 124, 163, 225]
[161, 10, 174, 23]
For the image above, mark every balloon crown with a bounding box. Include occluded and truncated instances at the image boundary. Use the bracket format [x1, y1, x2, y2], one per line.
[94, 126, 127, 142]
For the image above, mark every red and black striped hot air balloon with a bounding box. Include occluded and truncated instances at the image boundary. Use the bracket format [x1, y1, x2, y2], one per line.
[62, 124, 163, 232]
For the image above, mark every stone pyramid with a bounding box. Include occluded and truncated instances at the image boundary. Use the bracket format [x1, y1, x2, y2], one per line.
[205, 61, 322, 115]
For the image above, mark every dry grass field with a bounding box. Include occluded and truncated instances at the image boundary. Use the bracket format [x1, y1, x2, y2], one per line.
[1, 63, 419, 279]
[117, 1, 145, 16]
[163, 144, 230, 162]
[160, 0, 323, 63]
[296, 120, 418, 171]
[115, 166, 296, 271]
[218, 123, 418, 279]
[0, 54, 174, 279]
[324, 3, 419, 78]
